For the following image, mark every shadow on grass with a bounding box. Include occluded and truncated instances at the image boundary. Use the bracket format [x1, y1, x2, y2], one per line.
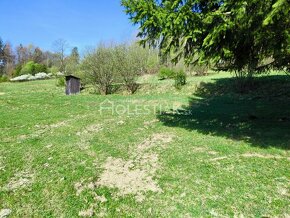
[157, 75, 290, 150]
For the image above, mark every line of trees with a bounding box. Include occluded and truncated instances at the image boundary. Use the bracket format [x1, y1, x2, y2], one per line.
[0, 37, 80, 80]
[0, 36, 187, 94]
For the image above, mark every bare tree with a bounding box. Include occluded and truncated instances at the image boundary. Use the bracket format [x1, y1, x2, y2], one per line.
[3, 42, 15, 77]
[0, 38, 5, 75]
[32, 47, 44, 64]
[16, 44, 28, 65]
[52, 39, 69, 73]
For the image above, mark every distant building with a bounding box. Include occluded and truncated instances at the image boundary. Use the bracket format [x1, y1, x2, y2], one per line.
[65, 75, 81, 95]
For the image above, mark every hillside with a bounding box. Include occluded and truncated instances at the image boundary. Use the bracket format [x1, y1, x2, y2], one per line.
[0, 72, 289, 217]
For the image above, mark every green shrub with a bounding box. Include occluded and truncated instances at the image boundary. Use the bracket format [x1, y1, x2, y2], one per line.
[13, 65, 22, 77]
[158, 67, 175, 80]
[174, 70, 187, 89]
[20, 61, 35, 75]
[56, 77, 65, 87]
[20, 61, 47, 75]
[34, 63, 47, 74]
[0, 75, 8, 83]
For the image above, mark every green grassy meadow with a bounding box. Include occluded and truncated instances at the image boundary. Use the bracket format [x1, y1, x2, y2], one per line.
[0, 72, 289, 217]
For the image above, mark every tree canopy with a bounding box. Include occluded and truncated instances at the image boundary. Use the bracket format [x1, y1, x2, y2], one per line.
[121, 0, 290, 75]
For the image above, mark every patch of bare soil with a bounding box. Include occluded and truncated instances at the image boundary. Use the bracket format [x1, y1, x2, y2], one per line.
[95, 157, 162, 198]
[277, 183, 289, 197]
[136, 133, 174, 152]
[4, 170, 34, 191]
[78, 206, 108, 217]
[75, 133, 175, 211]
[76, 124, 103, 150]
[94, 133, 174, 201]
[78, 208, 94, 217]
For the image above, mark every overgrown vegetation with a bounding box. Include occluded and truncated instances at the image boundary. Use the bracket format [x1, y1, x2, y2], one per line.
[1, 0, 289, 217]
[0, 72, 289, 217]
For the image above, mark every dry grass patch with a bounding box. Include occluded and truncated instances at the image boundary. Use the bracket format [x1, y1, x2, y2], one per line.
[78, 208, 94, 217]
[76, 124, 103, 150]
[241, 153, 290, 160]
[95, 157, 162, 198]
[4, 170, 34, 191]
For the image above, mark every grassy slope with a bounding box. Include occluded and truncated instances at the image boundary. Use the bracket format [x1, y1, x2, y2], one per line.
[0, 72, 289, 217]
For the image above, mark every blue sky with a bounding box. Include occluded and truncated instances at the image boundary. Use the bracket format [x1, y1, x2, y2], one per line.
[0, 0, 138, 52]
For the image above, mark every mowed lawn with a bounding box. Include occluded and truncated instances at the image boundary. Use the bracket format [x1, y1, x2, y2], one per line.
[0, 72, 289, 217]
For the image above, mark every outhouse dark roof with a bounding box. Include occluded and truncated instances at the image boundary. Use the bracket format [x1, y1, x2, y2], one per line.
[65, 75, 80, 80]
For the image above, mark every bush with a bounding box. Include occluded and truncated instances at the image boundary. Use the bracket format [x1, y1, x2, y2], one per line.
[34, 63, 47, 74]
[82, 44, 116, 95]
[20, 61, 47, 76]
[56, 77, 65, 87]
[0, 75, 8, 83]
[174, 70, 187, 89]
[19, 61, 35, 75]
[10, 74, 34, 82]
[34, 72, 50, 80]
[158, 67, 176, 80]
[10, 73, 50, 82]
[114, 43, 144, 94]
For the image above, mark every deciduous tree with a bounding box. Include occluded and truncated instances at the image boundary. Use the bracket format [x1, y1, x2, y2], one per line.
[32, 47, 44, 64]
[53, 39, 69, 73]
[66, 47, 80, 74]
[3, 42, 15, 77]
[0, 38, 5, 75]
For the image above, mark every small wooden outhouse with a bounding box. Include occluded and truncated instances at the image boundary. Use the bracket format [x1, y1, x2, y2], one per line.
[65, 75, 81, 95]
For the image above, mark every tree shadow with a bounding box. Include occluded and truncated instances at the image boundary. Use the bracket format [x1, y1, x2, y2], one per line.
[157, 75, 290, 150]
